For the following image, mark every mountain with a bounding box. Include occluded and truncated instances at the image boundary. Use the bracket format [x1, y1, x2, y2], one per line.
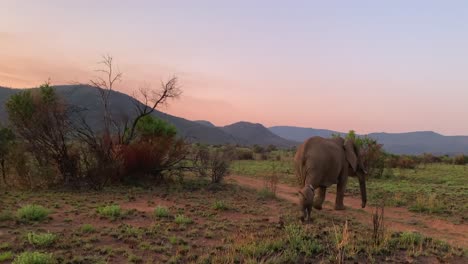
[0, 85, 297, 147]
[194, 120, 216, 127]
[269, 126, 345, 142]
[268, 126, 468, 155]
[221, 122, 297, 148]
[0, 85, 240, 145]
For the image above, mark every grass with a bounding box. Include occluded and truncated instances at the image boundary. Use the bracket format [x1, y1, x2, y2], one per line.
[12, 251, 56, 264]
[174, 214, 193, 225]
[27, 232, 57, 247]
[17, 205, 49, 222]
[347, 164, 467, 221]
[212, 200, 229, 211]
[153, 206, 170, 218]
[0, 251, 13, 262]
[0, 174, 465, 263]
[96, 204, 122, 220]
[0, 210, 13, 222]
[80, 224, 95, 234]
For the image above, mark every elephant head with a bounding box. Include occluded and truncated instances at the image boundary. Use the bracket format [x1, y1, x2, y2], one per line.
[298, 184, 314, 222]
[344, 139, 367, 208]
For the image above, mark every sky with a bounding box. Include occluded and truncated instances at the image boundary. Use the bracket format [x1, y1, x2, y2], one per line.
[1, 0, 468, 135]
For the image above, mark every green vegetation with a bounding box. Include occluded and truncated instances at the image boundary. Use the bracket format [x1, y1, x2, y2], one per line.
[96, 204, 122, 220]
[27, 232, 57, 247]
[212, 200, 229, 211]
[153, 206, 170, 218]
[347, 164, 468, 220]
[174, 215, 193, 225]
[12, 252, 55, 264]
[17, 205, 49, 222]
[0, 252, 13, 262]
[80, 224, 95, 234]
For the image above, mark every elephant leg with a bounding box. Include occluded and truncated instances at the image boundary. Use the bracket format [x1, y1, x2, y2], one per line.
[313, 187, 326, 210]
[335, 177, 348, 210]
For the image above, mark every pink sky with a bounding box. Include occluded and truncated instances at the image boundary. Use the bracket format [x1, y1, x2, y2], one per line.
[1, 1, 468, 135]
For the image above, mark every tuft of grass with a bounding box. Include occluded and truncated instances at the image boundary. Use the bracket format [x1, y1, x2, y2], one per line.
[97, 204, 122, 220]
[27, 232, 57, 247]
[0, 251, 13, 262]
[17, 205, 49, 222]
[212, 200, 229, 211]
[396, 231, 424, 249]
[257, 187, 276, 199]
[409, 193, 444, 214]
[12, 251, 56, 264]
[153, 206, 170, 218]
[80, 224, 95, 234]
[174, 215, 193, 225]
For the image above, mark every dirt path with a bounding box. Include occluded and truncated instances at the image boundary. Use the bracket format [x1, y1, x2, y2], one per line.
[229, 175, 468, 248]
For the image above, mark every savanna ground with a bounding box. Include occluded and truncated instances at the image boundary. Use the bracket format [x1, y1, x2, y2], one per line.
[0, 156, 467, 263]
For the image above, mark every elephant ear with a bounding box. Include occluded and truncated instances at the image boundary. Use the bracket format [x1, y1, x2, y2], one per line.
[344, 139, 358, 172]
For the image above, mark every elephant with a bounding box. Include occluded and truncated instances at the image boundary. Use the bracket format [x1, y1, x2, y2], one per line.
[295, 136, 368, 221]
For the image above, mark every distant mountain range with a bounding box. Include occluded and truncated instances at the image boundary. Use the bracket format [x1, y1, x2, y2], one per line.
[0, 85, 467, 155]
[270, 126, 468, 155]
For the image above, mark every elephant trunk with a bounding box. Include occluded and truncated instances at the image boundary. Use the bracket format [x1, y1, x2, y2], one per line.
[359, 176, 367, 208]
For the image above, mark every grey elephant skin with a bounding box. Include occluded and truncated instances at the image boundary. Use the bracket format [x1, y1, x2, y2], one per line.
[294, 136, 368, 221]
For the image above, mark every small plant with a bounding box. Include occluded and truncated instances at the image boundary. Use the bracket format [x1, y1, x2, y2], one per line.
[0, 251, 13, 262]
[397, 231, 424, 249]
[372, 205, 385, 246]
[153, 206, 170, 218]
[212, 200, 229, 211]
[17, 205, 49, 222]
[12, 251, 56, 264]
[174, 214, 193, 225]
[97, 204, 122, 220]
[333, 220, 350, 264]
[81, 224, 95, 233]
[27, 232, 57, 247]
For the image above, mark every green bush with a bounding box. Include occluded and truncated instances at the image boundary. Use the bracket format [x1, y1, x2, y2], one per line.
[97, 205, 122, 220]
[27, 232, 57, 247]
[154, 206, 170, 218]
[174, 215, 193, 225]
[17, 205, 49, 222]
[13, 251, 56, 264]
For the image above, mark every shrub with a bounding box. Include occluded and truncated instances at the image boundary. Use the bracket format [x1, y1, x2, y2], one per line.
[17, 205, 49, 222]
[453, 154, 467, 165]
[97, 205, 122, 220]
[194, 147, 231, 184]
[252, 145, 265, 154]
[174, 215, 193, 225]
[393, 232, 424, 250]
[13, 251, 56, 264]
[27, 232, 57, 247]
[154, 206, 170, 218]
[236, 149, 254, 160]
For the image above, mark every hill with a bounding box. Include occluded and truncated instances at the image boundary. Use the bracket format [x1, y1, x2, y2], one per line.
[221, 122, 298, 148]
[0, 85, 295, 147]
[268, 126, 468, 155]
